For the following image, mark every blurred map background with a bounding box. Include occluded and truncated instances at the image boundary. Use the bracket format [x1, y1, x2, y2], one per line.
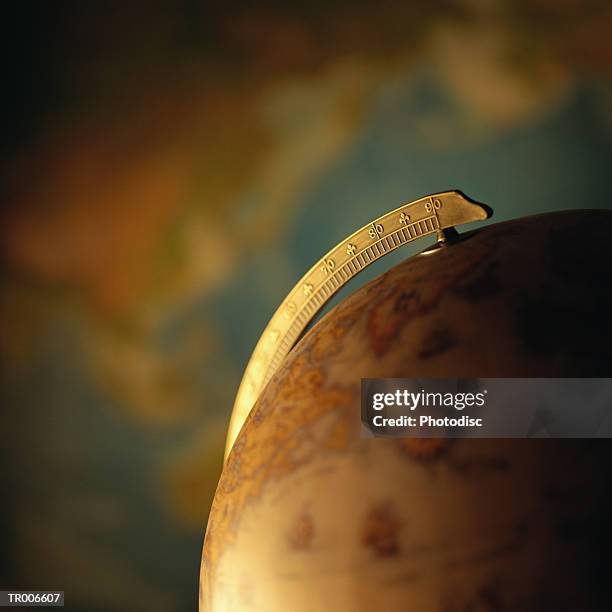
[1, 2, 611, 610]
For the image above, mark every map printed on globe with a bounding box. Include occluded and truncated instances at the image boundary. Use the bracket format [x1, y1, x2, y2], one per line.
[202, 210, 612, 611]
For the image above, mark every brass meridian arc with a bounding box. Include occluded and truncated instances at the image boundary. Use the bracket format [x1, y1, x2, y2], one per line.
[225, 190, 492, 459]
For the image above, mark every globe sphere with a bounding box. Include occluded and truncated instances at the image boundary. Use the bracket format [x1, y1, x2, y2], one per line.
[201, 210, 612, 612]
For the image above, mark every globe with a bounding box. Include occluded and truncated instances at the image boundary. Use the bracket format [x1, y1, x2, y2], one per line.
[201, 210, 612, 611]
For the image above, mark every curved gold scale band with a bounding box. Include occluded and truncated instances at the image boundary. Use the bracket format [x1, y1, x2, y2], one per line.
[225, 190, 492, 459]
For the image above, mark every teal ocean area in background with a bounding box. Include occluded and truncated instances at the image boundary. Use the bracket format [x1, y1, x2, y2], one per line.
[215, 84, 612, 371]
